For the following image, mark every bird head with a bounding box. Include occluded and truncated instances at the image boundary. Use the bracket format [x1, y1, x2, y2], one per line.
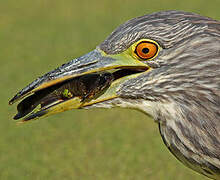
[9, 10, 220, 179]
[9, 11, 220, 125]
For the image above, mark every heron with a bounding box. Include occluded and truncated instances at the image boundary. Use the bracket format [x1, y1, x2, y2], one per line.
[9, 11, 220, 179]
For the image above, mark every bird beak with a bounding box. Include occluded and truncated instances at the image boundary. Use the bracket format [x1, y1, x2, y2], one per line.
[9, 48, 149, 122]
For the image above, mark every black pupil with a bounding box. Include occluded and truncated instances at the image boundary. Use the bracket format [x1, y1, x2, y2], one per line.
[142, 48, 149, 54]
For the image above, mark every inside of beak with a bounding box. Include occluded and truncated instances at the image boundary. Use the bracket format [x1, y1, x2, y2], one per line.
[13, 67, 148, 122]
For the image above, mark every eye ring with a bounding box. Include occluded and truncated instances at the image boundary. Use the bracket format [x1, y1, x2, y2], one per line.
[134, 41, 158, 60]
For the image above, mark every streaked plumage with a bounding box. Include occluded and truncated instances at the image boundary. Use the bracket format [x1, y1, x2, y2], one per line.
[10, 11, 220, 179]
[99, 11, 220, 178]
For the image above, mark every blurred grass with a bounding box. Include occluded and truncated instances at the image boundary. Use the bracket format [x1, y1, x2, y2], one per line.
[1, 0, 219, 179]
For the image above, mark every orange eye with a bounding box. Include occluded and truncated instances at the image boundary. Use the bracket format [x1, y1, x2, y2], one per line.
[135, 41, 158, 60]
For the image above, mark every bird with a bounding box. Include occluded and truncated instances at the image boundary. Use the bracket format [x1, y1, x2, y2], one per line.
[9, 10, 220, 179]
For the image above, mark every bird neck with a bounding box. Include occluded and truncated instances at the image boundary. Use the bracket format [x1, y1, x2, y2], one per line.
[151, 100, 220, 178]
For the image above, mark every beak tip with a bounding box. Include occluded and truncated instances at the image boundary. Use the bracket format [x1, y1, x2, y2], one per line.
[9, 100, 15, 105]
[13, 113, 22, 120]
[9, 93, 21, 105]
[9, 97, 15, 105]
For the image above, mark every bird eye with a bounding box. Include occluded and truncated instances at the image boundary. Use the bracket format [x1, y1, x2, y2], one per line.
[135, 41, 158, 60]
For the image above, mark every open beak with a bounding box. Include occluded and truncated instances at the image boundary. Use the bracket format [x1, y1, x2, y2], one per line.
[9, 48, 149, 122]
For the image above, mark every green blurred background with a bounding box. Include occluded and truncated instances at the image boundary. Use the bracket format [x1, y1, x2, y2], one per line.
[2, 0, 219, 179]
